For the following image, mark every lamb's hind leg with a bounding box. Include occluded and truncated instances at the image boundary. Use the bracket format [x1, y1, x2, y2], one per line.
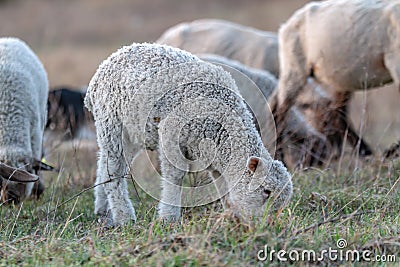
[158, 151, 186, 222]
[96, 148, 137, 226]
[94, 155, 109, 217]
[95, 122, 138, 226]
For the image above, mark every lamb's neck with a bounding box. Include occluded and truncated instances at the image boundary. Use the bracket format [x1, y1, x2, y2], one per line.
[213, 125, 270, 178]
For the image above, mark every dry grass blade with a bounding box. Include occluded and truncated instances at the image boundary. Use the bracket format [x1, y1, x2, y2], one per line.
[46, 175, 128, 215]
[290, 210, 385, 237]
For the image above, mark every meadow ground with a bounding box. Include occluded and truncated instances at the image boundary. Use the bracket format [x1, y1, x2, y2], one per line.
[0, 0, 399, 266]
[0, 139, 399, 266]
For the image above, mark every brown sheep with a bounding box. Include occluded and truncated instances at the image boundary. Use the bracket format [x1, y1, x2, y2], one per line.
[274, 0, 399, 158]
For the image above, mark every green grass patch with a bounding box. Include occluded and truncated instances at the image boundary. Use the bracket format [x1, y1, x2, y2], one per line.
[1, 144, 399, 266]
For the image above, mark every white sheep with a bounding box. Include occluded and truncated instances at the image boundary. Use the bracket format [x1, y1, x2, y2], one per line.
[157, 18, 373, 160]
[157, 19, 280, 77]
[275, 0, 400, 153]
[84, 43, 293, 225]
[0, 37, 53, 203]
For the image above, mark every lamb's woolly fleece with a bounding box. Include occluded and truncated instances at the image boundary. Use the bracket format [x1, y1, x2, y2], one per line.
[0, 37, 48, 199]
[85, 43, 292, 225]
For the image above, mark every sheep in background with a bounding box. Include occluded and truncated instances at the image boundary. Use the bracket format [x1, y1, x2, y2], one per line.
[199, 54, 277, 97]
[199, 54, 329, 167]
[157, 19, 280, 76]
[157, 18, 372, 161]
[0, 162, 39, 182]
[85, 43, 293, 225]
[0, 37, 54, 203]
[274, 0, 400, 157]
[46, 86, 94, 139]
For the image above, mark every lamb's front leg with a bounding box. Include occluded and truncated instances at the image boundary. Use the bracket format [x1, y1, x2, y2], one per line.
[96, 149, 136, 226]
[94, 158, 109, 217]
[158, 154, 186, 222]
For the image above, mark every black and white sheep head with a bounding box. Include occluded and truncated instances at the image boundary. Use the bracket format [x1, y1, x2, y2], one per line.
[0, 159, 56, 203]
[228, 156, 293, 218]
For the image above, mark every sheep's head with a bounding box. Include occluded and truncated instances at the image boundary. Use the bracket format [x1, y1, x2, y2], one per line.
[228, 157, 293, 218]
[270, 86, 332, 168]
[0, 162, 39, 203]
[277, 106, 332, 169]
[0, 159, 56, 203]
[295, 79, 333, 131]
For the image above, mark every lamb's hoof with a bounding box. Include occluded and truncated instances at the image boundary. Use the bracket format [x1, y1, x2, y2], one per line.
[97, 213, 114, 229]
[112, 212, 137, 227]
[158, 213, 180, 225]
[94, 205, 109, 218]
[96, 207, 137, 228]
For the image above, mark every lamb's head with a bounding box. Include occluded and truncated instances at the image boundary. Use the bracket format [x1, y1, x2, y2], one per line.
[228, 157, 293, 218]
[0, 158, 55, 203]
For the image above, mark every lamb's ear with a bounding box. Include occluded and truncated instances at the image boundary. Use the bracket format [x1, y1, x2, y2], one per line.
[247, 156, 261, 173]
[32, 159, 58, 172]
[0, 162, 39, 183]
[247, 157, 265, 192]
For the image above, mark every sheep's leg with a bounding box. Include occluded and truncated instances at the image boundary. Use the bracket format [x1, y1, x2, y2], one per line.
[94, 152, 109, 217]
[95, 148, 137, 226]
[384, 52, 400, 92]
[383, 53, 400, 158]
[331, 92, 372, 157]
[274, 76, 309, 163]
[274, 24, 309, 161]
[95, 121, 137, 226]
[31, 103, 53, 199]
[276, 19, 309, 120]
[345, 125, 373, 156]
[23, 125, 39, 198]
[329, 92, 351, 149]
[275, 72, 308, 135]
[158, 152, 186, 222]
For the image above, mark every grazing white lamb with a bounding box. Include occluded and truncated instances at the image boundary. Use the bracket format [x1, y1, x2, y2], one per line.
[0, 37, 53, 203]
[85, 43, 293, 225]
[275, 0, 400, 151]
[157, 18, 372, 163]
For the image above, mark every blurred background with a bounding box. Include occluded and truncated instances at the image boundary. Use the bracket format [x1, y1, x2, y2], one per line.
[1, 0, 399, 151]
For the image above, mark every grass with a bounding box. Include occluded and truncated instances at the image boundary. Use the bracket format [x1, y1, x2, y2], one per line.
[1, 141, 399, 266]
